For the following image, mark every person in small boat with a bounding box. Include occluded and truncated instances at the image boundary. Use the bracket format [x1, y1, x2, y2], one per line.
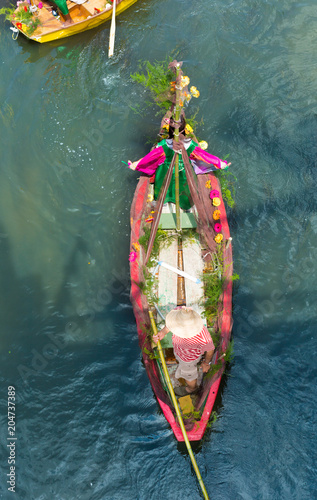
[153, 307, 215, 396]
[129, 115, 231, 210]
[50, 0, 74, 25]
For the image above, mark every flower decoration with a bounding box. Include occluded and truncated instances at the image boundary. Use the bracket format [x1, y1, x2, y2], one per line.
[38, 2, 43, 7]
[145, 216, 154, 223]
[214, 234, 223, 244]
[210, 189, 220, 199]
[147, 193, 154, 203]
[129, 251, 137, 262]
[214, 223, 222, 233]
[199, 141, 208, 150]
[181, 75, 190, 88]
[212, 197, 221, 207]
[16, 22, 22, 29]
[170, 81, 176, 90]
[24, 5, 28, 11]
[205, 180, 211, 189]
[133, 242, 140, 252]
[190, 86, 200, 98]
[184, 92, 191, 102]
[213, 210, 221, 220]
[185, 124, 193, 135]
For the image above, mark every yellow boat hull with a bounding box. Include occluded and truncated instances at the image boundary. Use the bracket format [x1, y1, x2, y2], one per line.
[15, 0, 139, 43]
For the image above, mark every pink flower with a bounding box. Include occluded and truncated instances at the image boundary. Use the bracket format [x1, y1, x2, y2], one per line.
[129, 251, 137, 262]
[38, 2, 43, 7]
[210, 189, 219, 199]
[214, 223, 222, 233]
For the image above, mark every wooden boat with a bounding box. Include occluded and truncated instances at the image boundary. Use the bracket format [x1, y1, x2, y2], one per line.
[129, 63, 233, 442]
[5, 0, 138, 43]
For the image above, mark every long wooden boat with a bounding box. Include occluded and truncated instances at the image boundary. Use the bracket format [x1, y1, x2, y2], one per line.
[4, 0, 137, 43]
[129, 63, 233, 442]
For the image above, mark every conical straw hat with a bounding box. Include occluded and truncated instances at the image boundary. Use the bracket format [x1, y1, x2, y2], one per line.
[166, 307, 204, 339]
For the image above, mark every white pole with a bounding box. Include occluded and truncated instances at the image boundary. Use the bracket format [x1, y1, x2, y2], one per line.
[157, 261, 201, 284]
[108, 0, 116, 58]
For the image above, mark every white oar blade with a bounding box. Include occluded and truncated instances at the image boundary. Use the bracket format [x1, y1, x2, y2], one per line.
[108, 1, 116, 58]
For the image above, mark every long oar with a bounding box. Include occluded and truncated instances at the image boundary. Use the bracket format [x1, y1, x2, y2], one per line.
[108, 0, 117, 58]
[148, 310, 209, 500]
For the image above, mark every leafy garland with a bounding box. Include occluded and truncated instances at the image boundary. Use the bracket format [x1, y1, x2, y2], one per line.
[0, 3, 41, 36]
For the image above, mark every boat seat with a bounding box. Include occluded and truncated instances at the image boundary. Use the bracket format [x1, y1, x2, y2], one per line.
[159, 212, 197, 230]
[157, 236, 178, 317]
[182, 238, 206, 324]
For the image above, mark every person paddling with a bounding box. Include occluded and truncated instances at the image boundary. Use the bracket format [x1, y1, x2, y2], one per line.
[153, 307, 215, 396]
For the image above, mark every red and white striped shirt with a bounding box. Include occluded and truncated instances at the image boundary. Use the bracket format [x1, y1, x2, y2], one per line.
[172, 326, 215, 362]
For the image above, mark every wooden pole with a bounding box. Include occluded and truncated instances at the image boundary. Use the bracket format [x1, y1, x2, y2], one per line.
[149, 311, 210, 500]
[108, 0, 116, 58]
[174, 64, 182, 231]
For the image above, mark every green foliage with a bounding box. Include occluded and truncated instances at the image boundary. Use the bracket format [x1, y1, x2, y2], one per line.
[0, 4, 41, 35]
[183, 409, 202, 426]
[204, 358, 223, 379]
[209, 328, 221, 350]
[224, 339, 234, 364]
[215, 167, 236, 208]
[138, 273, 159, 306]
[201, 247, 224, 326]
[206, 411, 218, 428]
[139, 226, 174, 264]
[139, 226, 175, 306]
[25, 16, 40, 35]
[142, 346, 159, 360]
[202, 272, 224, 325]
[131, 57, 175, 112]
[0, 6, 15, 21]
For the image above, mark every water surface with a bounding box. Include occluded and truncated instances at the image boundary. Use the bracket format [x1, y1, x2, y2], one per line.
[0, 0, 316, 498]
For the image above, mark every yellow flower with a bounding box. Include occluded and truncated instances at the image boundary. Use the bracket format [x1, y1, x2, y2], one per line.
[205, 180, 212, 189]
[147, 193, 154, 202]
[199, 140, 208, 150]
[190, 86, 200, 98]
[162, 123, 169, 130]
[133, 242, 140, 252]
[181, 76, 190, 88]
[213, 210, 221, 220]
[214, 234, 223, 244]
[212, 197, 221, 207]
[185, 124, 193, 135]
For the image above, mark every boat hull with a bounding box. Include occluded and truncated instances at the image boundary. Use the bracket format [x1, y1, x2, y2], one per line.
[130, 172, 233, 442]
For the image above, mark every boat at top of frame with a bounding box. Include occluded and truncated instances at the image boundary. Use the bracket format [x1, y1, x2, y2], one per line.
[128, 61, 234, 442]
[3, 0, 138, 43]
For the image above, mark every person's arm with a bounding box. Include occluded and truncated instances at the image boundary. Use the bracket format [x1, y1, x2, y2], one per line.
[201, 349, 215, 373]
[153, 325, 170, 344]
[128, 146, 166, 175]
[190, 146, 231, 173]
